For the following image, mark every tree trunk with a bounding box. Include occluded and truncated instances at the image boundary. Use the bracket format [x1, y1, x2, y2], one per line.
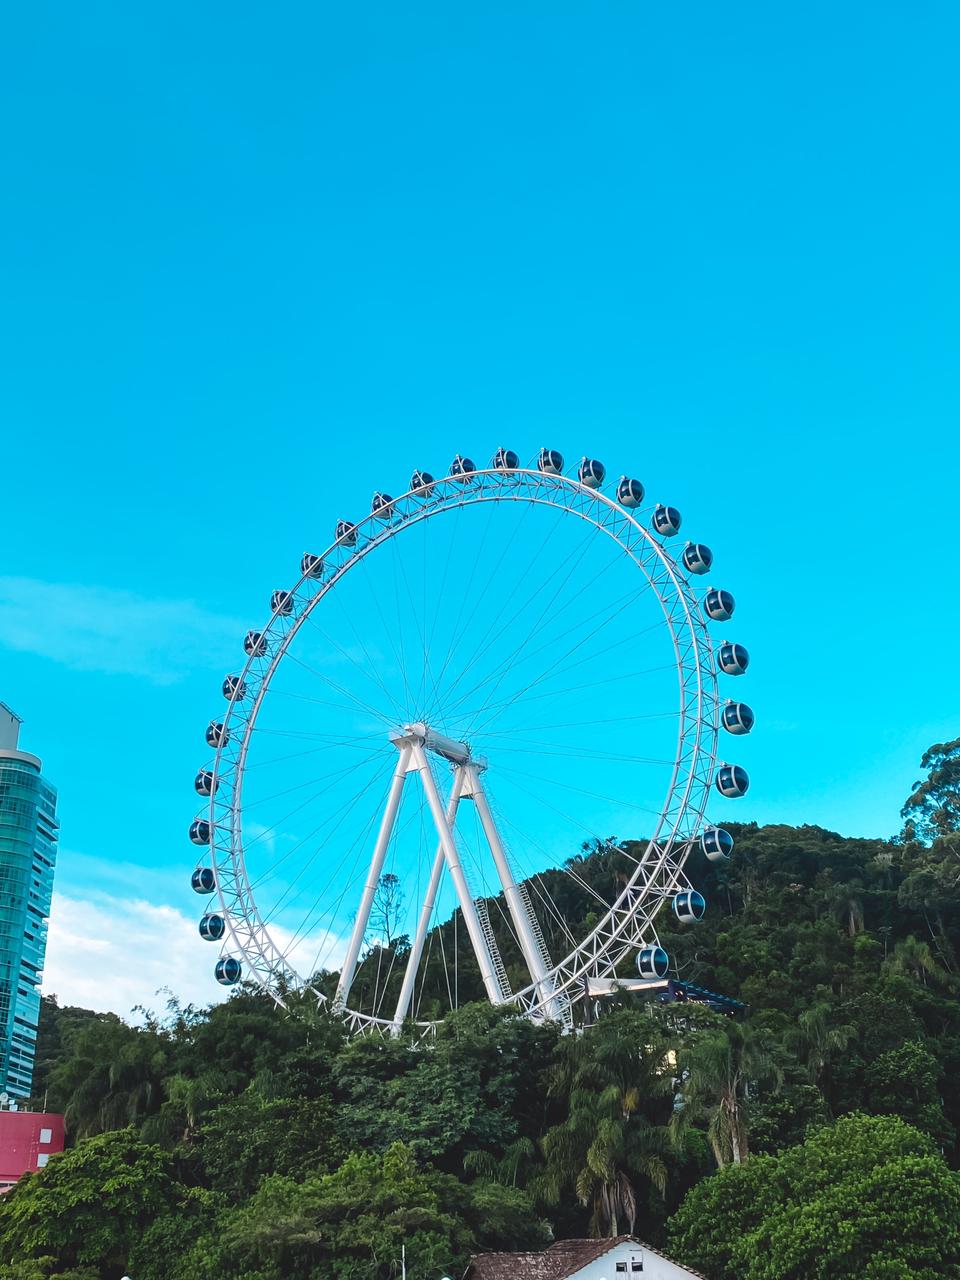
[730, 1119, 743, 1165]
[727, 1090, 745, 1165]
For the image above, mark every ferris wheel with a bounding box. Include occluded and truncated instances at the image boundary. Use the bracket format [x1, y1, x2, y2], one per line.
[189, 449, 753, 1034]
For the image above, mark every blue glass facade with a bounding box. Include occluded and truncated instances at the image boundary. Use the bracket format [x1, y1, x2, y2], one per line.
[0, 707, 58, 1099]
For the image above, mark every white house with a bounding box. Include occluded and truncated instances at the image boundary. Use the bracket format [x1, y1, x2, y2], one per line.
[463, 1235, 707, 1280]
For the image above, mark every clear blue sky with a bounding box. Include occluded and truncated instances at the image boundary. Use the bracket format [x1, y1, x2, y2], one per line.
[2, 3, 958, 1012]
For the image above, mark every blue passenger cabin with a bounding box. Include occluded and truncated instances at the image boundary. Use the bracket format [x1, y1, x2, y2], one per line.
[191, 867, 216, 895]
[722, 702, 754, 735]
[704, 588, 735, 622]
[215, 957, 242, 986]
[652, 504, 681, 536]
[637, 945, 670, 979]
[682, 543, 713, 575]
[716, 764, 750, 797]
[702, 826, 734, 861]
[199, 913, 226, 942]
[616, 477, 645, 508]
[718, 642, 749, 675]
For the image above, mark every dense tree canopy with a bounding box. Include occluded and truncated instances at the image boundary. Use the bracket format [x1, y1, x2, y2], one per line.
[0, 1130, 181, 1274]
[5, 740, 960, 1278]
[669, 1114, 960, 1279]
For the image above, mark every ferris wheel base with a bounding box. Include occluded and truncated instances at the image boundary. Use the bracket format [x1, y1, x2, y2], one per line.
[584, 975, 746, 1018]
[585, 976, 670, 997]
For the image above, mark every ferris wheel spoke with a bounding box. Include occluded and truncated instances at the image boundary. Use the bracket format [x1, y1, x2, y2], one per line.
[243, 739, 383, 772]
[284, 650, 398, 725]
[266, 688, 400, 725]
[424, 497, 502, 717]
[260, 763, 396, 953]
[456, 512, 653, 718]
[429, 496, 539, 716]
[296, 607, 403, 723]
[448, 573, 650, 742]
[240, 752, 386, 855]
[386, 523, 444, 718]
[477, 576, 658, 709]
[541, 608, 665, 684]
[463, 662, 678, 730]
[425, 493, 546, 725]
[484, 742, 677, 766]
[243, 752, 387, 813]
[440, 512, 608, 720]
[421, 498, 466, 716]
[462, 588, 663, 738]
[479, 710, 676, 735]
[251, 727, 378, 744]
[495, 762, 666, 824]
[353, 537, 418, 717]
[435, 506, 591, 717]
[247, 755, 390, 892]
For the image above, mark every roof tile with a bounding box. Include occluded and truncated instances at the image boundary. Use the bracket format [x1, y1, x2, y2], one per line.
[463, 1235, 707, 1280]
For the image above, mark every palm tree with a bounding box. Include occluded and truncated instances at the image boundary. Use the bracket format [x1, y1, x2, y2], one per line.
[49, 1016, 170, 1138]
[140, 1071, 223, 1147]
[884, 934, 941, 986]
[791, 1000, 856, 1087]
[829, 880, 865, 937]
[671, 1019, 781, 1168]
[464, 1137, 538, 1188]
[538, 1011, 675, 1237]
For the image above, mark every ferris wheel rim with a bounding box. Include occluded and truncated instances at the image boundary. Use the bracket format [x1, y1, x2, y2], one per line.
[200, 464, 722, 1025]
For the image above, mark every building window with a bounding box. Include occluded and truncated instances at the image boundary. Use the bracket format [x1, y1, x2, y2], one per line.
[39, 1128, 52, 1144]
[616, 1266, 627, 1274]
[36, 1154, 49, 1168]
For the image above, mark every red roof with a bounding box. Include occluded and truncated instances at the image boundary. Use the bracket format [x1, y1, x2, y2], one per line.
[0, 1112, 65, 1187]
[463, 1236, 707, 1280]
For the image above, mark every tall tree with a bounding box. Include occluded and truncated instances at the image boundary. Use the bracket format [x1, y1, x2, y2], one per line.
[901, 737, 960, 844]
[46, 1018, 169, 1138]
[540, 1010, 675, 1236]
[790, 999, 855, 1088]
[672, 1015, 782, 1167]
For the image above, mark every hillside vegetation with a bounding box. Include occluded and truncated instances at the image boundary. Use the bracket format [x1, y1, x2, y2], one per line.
[3, 738, 960, 1280]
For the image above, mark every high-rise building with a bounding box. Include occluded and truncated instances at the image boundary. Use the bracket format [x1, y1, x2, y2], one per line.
[0, 705, 59, 1099]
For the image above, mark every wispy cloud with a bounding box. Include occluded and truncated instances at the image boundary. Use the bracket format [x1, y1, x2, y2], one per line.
[42, 888, 349, 1020]
[0, 577, 243, 683]
[43, 892, 228, 1017]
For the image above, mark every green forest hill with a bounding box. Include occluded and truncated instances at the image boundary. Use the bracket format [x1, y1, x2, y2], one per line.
[3, 738, 960, 1280]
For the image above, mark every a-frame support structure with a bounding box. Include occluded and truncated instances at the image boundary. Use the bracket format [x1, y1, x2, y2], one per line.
[332, 723, 565, 1031]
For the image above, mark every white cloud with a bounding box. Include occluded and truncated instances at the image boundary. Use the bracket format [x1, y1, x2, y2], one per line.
[41, 889, 350, 1020]
[42, 892, 228, 1016]
[0, 577, 243, 683]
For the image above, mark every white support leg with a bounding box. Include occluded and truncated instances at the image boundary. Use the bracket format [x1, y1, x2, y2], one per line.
[466, 764, 562, 1021]
[333, 744, 411, 1010]
[389, 767, 465, 1035]
[410, 742, 506, 1006]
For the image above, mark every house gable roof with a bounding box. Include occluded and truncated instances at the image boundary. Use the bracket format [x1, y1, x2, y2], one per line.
[463, 1235, 707, 1280]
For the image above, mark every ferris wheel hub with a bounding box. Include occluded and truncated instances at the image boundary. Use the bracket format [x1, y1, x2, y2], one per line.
[389, 722, 485, 769]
